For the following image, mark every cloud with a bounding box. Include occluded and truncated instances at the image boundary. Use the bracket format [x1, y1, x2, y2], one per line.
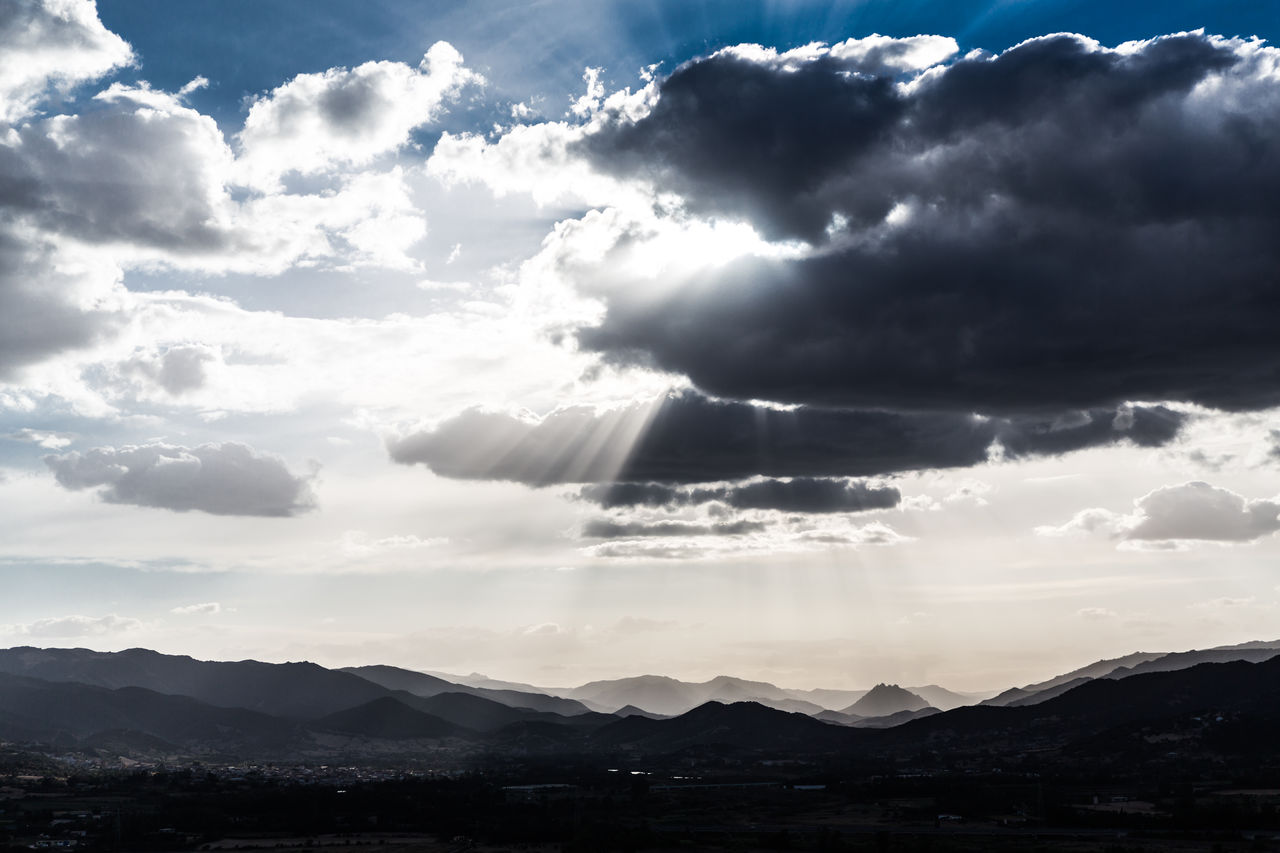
[0, 0, 133, 124]
[170, 601, 221, 616]
[6, 613, 141, 638]
[581, 518, 766, 539]
[6, 427, 73, 449]
[119, 344, 215, 395]
[337, 531, 448, 556]
[4, 83, 238, 255]
[827, 34, 959, 73]
[1038, 481, 1280, 546]
[1124, 482, 1280, 543]
[576, 496, 910, 559]
[798, 520, 909, 547]
[522, 621, 565, 636]
[581, 477, 901, 514]
[237, 42, 481, 189]
[390, 391, 1184, 485]
[567, 32, 1280, 415]
[45, 441, 317, 516]
[0, 233, 120, 378]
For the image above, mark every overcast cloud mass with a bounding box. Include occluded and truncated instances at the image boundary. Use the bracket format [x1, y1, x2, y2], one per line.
[1, 0, 1279, 691]
[575, 32, 1280, 414]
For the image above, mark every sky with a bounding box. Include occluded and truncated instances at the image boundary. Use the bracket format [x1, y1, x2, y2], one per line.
[2, 0, 1280, 693]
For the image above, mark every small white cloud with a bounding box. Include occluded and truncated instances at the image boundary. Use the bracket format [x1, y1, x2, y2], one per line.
[1077, 607, 1118, 620]
[1191, 596, 1257, 609]
[170, 601, 221, 616]
[5, 613, 142, 638]
[177, 75, 209, 97]
[899, 494, 941, 512]
[943, 479, 992, 506]
[417, 278, 471, 293]
[570, 67, 604, 117]
[7, 428, 73, 449]
[1036, 507, 1125, 538]
[338, 531, 448, 557]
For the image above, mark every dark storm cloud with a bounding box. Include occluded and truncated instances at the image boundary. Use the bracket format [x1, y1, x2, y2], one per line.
[575, 32, 1280, 414]
[581, 518, 765, 539]
[581, 50, 906, 243]
[45, 442, 317, 517]
[389, 391, 1185, 486]
[580, 477, 902, 513]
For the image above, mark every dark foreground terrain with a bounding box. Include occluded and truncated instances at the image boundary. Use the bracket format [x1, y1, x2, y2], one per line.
[5, 742, 1280, 853]
[5, 646, 1280, 850]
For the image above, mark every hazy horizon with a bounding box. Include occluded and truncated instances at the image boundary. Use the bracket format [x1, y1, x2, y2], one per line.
[3, 0, 1280, 693]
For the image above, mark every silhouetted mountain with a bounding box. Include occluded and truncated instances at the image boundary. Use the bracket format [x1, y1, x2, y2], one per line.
[567, 674, 857, 715]
[342, 664, 592, 715]
[613, 704, 668, 719]
[889, 655, 1280, 753]
[422, 671, 546, 693]
[906, 684, 984, 711]
[783, 687, 867, 709]
[980, 686, 1033, 706]
[591, 701, 854, 752]
[315, 697, 469, 740]
[396, 691, 613, 732]
[982, 641, 1280, 707]
[0, 672, 304, 753]
[842, 684, 928, 717]
[812, 709, 863, 726]
[700, 675, 796, 703]
[1005, 677, 1091, 707]
[0, 647, 387, 719]
[851, 706, 941, 728]
[335, 665, 456, 695]
[7, 643, 1280, 768]
[460, 672, 916, 715]
[1114, 646, 1280, 678]
[1017, 650, 1168, 695]
[754, 696, 828, 715]
[568, 675, 701, 715]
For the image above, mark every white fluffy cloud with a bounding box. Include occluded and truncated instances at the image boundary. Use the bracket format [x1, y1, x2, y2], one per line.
[170, 602, 221, 616]
[238, 42, 481, 189]
[6, 612, 142, 638]
[45, 442, 318, 517]
[0, 0, 132, 124]
[0, 7, 490, 396]
[1038, 481, 1280, 547]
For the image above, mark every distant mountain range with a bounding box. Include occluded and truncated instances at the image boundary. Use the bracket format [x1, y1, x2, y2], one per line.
[0, 641, 1277, 764]
[338, 664, 594, 716]
[979, 638, 1280, 707]
[843, 683, 930, 717]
